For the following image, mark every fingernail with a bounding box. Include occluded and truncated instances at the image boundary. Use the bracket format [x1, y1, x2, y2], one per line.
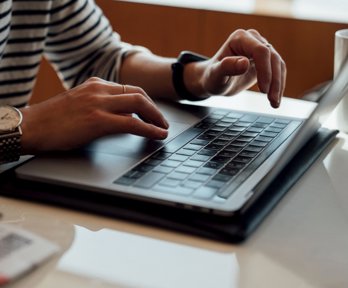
[160, 128, 168, 139]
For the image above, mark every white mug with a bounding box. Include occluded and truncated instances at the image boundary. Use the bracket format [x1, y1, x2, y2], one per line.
[334, 29, 348, 132]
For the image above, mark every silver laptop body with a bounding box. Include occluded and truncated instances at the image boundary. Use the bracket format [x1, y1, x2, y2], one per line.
[16, 63, 348, 216]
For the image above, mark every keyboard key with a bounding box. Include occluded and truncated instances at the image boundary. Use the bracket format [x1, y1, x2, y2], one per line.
[228, 126, 246, 132]
[206, 180, 226, 189]
[114, 176, 137, 186]
[183, 144, 204, 151]
[230, 140, 248, 147]
[183, 159, 204, 167]
[260, 131, 278, 138]
[220, 167, 240, 176]
[247, 127, 263, 133]
[240, 114, 258, 122]
[197, 167, 218, 175]
[205, 143, 224, 151]
[255, 136, 273, 142]
[235, 121, 251, 127]
[257, 116, 274, 124]
[204, 161, 224, 169]
[210, 156, 230, 163]
[134, 164, 154, 173]
[167, 171, 188, 180]
[237, 136, 254, 142]
[217, 134, 235, 141]
[217, 150, 237, 158]
[176, 149, 196, 156]
[275, 119, 290, 124]
[250, 140, 268, 147]
[197, 149, 216, 156]
[225, 161, 245, 169]
[233, 156, 253, 164]
[158, 178, 181, 187]
[211, 139, 229, 146]
[244, 145, 263, 153]
[209, 126, 226, 132]
[242, 132, 259, 138]
[190, 139, 209, 145]
[175, 165, 197, 174]
[227, 112, 243, 118]
[223, 131, 240, 137]
[190, 154, 210, 162]
[153, 166, 174, 174]
[221, 117, 238, 123]
[197, 134, 216, 141]
[134, 172, 166, 188]
[215, 121, 231, 127]
[224, 145, 242, 153]
[161, 160, 181, 168]
[205, 129, 221, 136]
[182, 180, 203, 189]
[153, 185, 193, 195]
[252, 122, 268, 128]
[271, 123, 287, 129]
[123, 170, 145, 179]
[193, 187, 217, 199]
[239, 151, 258, 158]
[194, 122, 211, 129]
[188, 173, 210, 182]
[212, 173, 231, 182]
[168, 154, 189, 162]
[265, 127, 282, 133]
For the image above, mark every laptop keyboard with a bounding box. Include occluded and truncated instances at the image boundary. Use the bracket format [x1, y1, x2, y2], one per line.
[114, 109, 301, 201]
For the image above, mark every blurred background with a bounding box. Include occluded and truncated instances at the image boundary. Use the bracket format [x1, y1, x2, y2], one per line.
[31, 0, 348, 103]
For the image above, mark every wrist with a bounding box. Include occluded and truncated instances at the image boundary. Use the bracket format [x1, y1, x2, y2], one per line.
[184, 61, 210, 100]
[171, 51, 210, 101]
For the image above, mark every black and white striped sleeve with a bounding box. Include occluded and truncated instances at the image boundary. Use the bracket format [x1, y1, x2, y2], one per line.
[44, 0, 148, 89]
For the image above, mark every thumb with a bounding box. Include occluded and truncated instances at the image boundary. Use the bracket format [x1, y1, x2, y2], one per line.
[208, 56, 250, 92]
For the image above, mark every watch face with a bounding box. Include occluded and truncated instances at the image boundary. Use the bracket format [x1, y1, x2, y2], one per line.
[0, 106, 22, 132]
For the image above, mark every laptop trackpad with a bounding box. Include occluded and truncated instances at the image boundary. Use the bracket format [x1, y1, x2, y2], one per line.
[84, 121, 190, 159]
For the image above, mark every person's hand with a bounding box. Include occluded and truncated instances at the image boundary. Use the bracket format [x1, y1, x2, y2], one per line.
[20, 77, 169, 154]
[186, 29, 286, 108]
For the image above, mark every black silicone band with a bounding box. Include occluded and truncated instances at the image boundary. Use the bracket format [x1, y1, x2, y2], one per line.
[171, 51, 209, 101]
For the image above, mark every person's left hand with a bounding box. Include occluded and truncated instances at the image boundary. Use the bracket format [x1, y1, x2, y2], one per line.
[185, 29, 286, 108]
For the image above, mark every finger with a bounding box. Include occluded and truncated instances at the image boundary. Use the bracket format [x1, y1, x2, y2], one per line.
[207, 56, 250, 94]
[224, 30, 272, 94]
[84, 77, 156, 105]
[268, 51, 283, 108]
[280, 60, 287, 104]
[102, 113, 168, 140]
[101, 93, 169, 129]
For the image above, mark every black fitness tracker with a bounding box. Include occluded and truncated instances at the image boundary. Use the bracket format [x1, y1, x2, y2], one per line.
[171, 51, 209, 101]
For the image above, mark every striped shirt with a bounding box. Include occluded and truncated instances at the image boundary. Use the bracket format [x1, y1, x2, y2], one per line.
[0, 0, 144, 107]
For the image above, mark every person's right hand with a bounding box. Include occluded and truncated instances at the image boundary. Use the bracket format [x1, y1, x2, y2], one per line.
[20, 77, 169, 154]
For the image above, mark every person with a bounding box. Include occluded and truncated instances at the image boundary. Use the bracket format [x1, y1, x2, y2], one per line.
[0, 0, 285, 164]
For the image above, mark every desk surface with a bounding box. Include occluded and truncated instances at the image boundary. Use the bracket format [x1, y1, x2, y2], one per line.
[1, 92, 348, 288]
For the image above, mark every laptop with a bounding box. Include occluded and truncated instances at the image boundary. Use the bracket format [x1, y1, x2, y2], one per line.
[15, 62, 348, 217]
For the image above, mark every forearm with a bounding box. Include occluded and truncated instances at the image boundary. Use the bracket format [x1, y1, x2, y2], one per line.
[119, 51, 206, 101]
[119, 52, 176, 100]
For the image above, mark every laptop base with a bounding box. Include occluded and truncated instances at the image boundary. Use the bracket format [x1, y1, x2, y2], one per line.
[0, 128, 338, 243]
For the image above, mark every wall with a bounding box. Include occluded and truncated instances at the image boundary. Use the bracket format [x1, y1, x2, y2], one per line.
[31, 1, 347, 103]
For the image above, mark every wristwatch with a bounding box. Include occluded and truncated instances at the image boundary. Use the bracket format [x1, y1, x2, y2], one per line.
[0, 105, 23, 164]
[171, 51, 209, 101]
